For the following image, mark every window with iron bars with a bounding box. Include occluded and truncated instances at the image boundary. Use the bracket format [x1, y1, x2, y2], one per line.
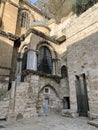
[37, 46, 53, 74]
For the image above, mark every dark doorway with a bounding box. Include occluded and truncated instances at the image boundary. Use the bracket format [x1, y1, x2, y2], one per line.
[63, 97, 70, 109]
[75, 74, 89, 117]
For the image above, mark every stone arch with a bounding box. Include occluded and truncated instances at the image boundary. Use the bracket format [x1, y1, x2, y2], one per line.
[38, 84, 59, 98]
[36, 41, 58, 59]
[36, 41, 58, 75]
[19, 44, 28, 57]
[37, 84, 61, 114]
[17, 44, 29, 82]
[61, 65, 68, 78]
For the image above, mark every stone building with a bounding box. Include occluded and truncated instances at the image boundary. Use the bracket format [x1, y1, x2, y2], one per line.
[0, 0, 98, 120]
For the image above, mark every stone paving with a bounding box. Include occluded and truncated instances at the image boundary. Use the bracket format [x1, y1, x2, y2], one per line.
[0, 115, 98, 130]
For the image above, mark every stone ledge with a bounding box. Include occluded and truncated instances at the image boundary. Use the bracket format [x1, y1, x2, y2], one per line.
[61, 109, 78, 118]
[88, 119, 98, 127]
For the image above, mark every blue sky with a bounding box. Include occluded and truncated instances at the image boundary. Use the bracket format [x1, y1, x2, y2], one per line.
[30, 0, 37, 3]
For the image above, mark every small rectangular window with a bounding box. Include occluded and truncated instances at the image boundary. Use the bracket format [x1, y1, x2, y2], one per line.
[44, 87, 50, 94]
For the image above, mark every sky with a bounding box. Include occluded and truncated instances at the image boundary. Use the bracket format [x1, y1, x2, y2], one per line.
[30, 0, 37, 3]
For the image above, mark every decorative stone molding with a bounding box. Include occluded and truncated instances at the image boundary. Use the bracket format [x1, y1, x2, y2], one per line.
[0, 29, 19, 41]
[20, 28, 64, 44]
[7, 0, 19, 8]
[22, 69, 61, 83]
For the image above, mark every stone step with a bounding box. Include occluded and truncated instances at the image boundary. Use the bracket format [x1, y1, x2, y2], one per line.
[88, 119, 98, 127]
[61, 109, 78, 118]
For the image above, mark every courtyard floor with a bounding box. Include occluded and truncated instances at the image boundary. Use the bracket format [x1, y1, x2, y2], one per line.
[0, 115, 98, 130]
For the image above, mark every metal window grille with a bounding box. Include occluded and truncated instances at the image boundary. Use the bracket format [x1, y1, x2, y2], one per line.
[37, 46, 53, 74]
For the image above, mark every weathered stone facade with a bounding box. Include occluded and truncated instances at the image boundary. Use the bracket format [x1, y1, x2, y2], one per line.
[0, 0, 98, 120]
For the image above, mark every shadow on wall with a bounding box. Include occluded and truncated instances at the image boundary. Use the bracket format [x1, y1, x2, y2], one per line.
[0, 39, 13, 81]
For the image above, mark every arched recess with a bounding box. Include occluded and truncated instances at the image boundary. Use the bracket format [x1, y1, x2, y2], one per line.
[38, 84, 59, 98]
[36, 41, 58, 75]
[61, 65, 68, 78]
[36, 41, 57, 59]
[21, 47, 28, 82]
[37, 84, 60, 114]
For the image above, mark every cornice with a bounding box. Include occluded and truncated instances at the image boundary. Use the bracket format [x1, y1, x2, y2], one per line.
[0, 27, 65, 44]
[7, 0, 19, 8]
[23, 69, 61, 84]
[20, 28, 61, 45]
[0, 29, 19, 41]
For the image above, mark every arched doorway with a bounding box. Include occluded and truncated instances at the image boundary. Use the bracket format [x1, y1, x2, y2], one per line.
[37, 85, 60, 115]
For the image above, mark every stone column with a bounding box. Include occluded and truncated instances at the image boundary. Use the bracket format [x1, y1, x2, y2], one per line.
[8, 38, 21, 120]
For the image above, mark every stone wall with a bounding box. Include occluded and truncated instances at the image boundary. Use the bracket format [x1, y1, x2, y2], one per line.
[0, 37, 13, 80]
[9, 74, 66, 119]
[15, 82, 37, 119]
[1, 1, 19, 34]
[58, 3, 98, 118]
[0, 83, 10, 119]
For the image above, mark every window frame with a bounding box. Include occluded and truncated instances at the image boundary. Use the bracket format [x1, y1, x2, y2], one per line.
[20, 11, 30, 28]
[44, 87, 50, 94]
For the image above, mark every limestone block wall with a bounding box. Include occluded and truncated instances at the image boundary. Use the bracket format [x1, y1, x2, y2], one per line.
[61, 4, 98, 117]
[26, 75, 61, 114]
[50, 3, 98, 117]
[0, 36, 13, 82]
[0, 83, 10, 119]
[0, 100, 9, 119]
[14, 82, 37, 119]
[12, 74, 64, 118]
[2, 1, 19, 34]
[49, 3, 98, 54]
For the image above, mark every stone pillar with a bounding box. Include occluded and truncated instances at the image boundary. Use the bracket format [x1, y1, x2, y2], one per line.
[27, 50, 37, 71]
[8, 39, 21, 120]
[8, 81, 17, 121]
[69, 76, 79, 117]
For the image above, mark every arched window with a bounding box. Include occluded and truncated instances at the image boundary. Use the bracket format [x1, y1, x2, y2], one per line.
[21, 12, 30, 28]
[61, 65, 68, 78]
[37, 46, 53, 74]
